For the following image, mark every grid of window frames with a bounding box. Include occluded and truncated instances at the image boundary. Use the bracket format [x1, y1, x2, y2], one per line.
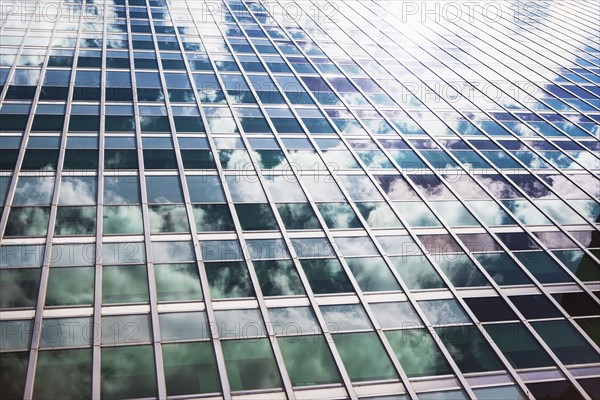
[0, 0, 599, 399]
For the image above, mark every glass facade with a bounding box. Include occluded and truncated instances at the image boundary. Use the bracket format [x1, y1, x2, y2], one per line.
[0, 0, 599, 399]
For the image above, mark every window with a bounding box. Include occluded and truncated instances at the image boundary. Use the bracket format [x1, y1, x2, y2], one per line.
[484, 323, 554, 369]
[386, 329, 453, 377]
[435, 326, 504, 373]
[162, 342, 220, 396]
[221, 339, 282, 391]
[254, 260, 305, 297]
[299, 258, 354, 294]
[205, 261, 254, 299]
[278, 335, 342, 386]
[102, 265, 149, 304]
[101, 345, 157, 399]
[333, 332, 398, 382]
[34, 349, 92, 398]
[346, 257, 401, 292]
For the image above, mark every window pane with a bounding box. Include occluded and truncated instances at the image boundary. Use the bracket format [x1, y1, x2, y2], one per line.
[101, 314, 152, 346]
[193, 204, 235, 231]
[152, 241, 195, 263]
[40, 317, 92, 348]
[33, 349, 92, 399]
[321, 304, 372, 331]
[162, 342, 221, 396]
[146, 176, 184, 203]
[186, 175, 225, 202]
[390, 256, 446, 290]
[216, 309, 265, 339]
[155, 263, 202, 302]
[386, 329, 453, 377]
[509, 295, 562, 319]
[13, 176, 54, 205]
[473, 386, 526, 400]
[0, 244, 45, 268]
[234, 204, 278, 231]
[299, 258, 354, 294]
[514, 251, 573, 283]
[335, 236, 379, 257]
[356, 202, 403, 228]
[102, 265, 149, 304]
[531, 320, 600, 365]
[264, 176, 306, 202]
[418, 299, 471, 325]
[484, 323, 554, 369]
[346, 257, 401, 292]
[58, 176, 96, 205]
[317, 203, 362, 229]
[103, 206, 144, 235]
[205, 261, 254, 298]
[104, 176, 140, 204]
[435, 254, 490, 287]
[463, 297, 518, 322]
[435, 325, 504, 373]
[278, 335, 342, 386]
[5, 207, 50, 237]
[160, 312, 209, 341]
[221, 338, 283, 391]
[101, 345, 157, 399]
[419, 390, 468, 400]
[55, 206, 96, 235]
[102, 242, 145, 265]
[0, 268, 40, 308]
[254, 260, 305, 297]
[371, 302, 422, 329]
[276, 203, 321, 230]
[0, 320, 32, 350]
[149, 205, 190, 233]
[553, 250, 600, 282]
[526, 381, 584, 400]
[333, 332, 398, 382]
[0, 352, 29, 399]
[46, 267, 94, 306]
[269, 307, 320, 336]
[473, 253, 532, 286]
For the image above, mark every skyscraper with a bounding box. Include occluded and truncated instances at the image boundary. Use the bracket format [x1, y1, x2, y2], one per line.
[0, 0, 599, 399]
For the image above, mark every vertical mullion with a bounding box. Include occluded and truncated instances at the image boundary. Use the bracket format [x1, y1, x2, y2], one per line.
[91, 1, 108, 398]
[22, 4, 83, 399]
[127, 1, 167, 397]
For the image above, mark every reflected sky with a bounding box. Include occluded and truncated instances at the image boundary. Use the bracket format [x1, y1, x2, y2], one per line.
[1, 1, 598, 398]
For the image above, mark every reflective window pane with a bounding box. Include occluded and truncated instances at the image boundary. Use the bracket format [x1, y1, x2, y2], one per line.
[205, 261, 254, 298]
[33, 349, 92, 399]
[221, 338, 283, 391]
[254, 260, 305, 297]
[531, 320, 600, 365]
[160, 312, 209, 341]
[101, 345, 157, 399]
[346, 257, 401, 292]
[162, 342, 221, 396]
[435, 326, 505, 373]
[299, 258, 354, 294]
[333, 332, 398, 382]
[278, 335, 342, 386]
[102, 265, 149, 304]
[155, 263, 202, 302]
[386, 329, 453, 377]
